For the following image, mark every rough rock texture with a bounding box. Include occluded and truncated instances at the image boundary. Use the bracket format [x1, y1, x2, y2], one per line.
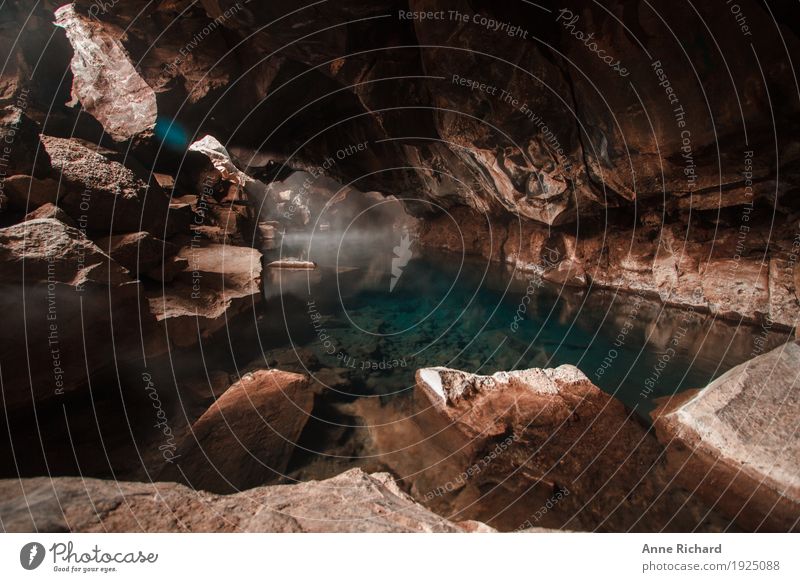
[163, 370, 316, 493]
[0, 469, 490, 533]
[0, 219, 165, 411]
[147, 240, 262, 348]
[408, 366, 732, 531]
[42, 136, 172, 235]
[652, 342, 800, 532]
[0, 218, 129, 286]
[95, 231, 178, 275]
[419, 211, 800, 329]
[54, 5, 157, 142]
[22, 202, 76, 227]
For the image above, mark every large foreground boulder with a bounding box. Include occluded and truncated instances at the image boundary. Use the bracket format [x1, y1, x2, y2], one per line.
[147, 240, 262, 348]
[163, 369, 316, 493]
[0, 469, 491, 533]
[652, 341, 800, 532]
[41, 136, 172, 235]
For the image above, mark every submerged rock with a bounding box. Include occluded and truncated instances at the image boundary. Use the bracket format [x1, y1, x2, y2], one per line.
[652, 341, 800, 531]
[54, 4, 157, 142]
[409, 365, 730, 531]
[163, 369, 316, 493]
[0, 469, 493, 532]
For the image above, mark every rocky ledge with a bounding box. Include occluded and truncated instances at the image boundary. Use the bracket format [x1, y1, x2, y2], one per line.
[652, 341, 800, 532]
[0, 469, 493, 533]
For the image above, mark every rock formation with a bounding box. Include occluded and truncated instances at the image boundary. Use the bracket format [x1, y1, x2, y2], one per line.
[0, 469, 492, 533]
[652, 341, 800, 532]
[163, 369, 317, 493]
[407, 365, 737, 531]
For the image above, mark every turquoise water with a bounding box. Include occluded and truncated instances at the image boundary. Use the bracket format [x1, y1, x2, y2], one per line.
[262, 228, 788, 416]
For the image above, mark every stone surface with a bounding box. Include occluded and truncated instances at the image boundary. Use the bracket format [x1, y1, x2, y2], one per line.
[0, 469, 492, 532]
[406, 365, 731, 531]
[419, 209, 800, 329]
[163, 369, 316, 493]
[42, 136, 172, 235]
[146, 240, 262, 348]
[652, 341, 800, 532]
[1, 175, 63, 211]
[95, 231, 178, 275]
[0, 219, 165, 411]
[0, 218, 129, 286]
[23, 202, 77, 227]
[54, 5, 157, 142]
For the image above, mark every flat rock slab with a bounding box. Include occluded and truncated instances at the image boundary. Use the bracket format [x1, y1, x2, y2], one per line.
[652, 341, 800, 531]
[0, 469, 492, 533]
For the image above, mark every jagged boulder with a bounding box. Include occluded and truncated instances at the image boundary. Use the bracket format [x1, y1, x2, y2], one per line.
[652, 341, 800, 532]
[408, 365, 729, 531]
[163, 369, 316, 493]
[42, 136, 173, 235]
[54, 4, 157, 142]
[0, 469, 494, 532]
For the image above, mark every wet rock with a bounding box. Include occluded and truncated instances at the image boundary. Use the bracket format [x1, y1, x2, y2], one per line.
[409, 365, 730, 531]
[42, 136, 172, 235]
[0, 468, 492, 533]
[162, 369, 316, 493]
[652, 341, 800, 531]
[54, 5, 157, 142]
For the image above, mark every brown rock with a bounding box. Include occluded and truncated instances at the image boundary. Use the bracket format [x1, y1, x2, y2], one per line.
[94, 231, 178, 274]
[0, 468, 492, 533]
[408, 366, 729, 531]
[0, 219, 167, 411]
[0, 218, 129, 286]
[164, 369, 317, 493]
[652, 341, 800, 532]
[2, 175, 63, 211]
[54, 5, 157, 142]
[42, 135, 172, 235]
[23, 202, 76, 227]
[146, 240, 262, 347]
[0, 106, 50, 177]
